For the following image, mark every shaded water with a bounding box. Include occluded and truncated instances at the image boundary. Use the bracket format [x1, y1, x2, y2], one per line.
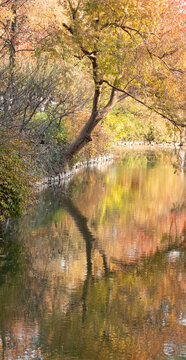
[0, 151, 185, 360]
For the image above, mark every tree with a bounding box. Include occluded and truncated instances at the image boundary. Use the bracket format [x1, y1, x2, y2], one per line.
[0, 0, 33, 67]
[45, 0, 185, 164]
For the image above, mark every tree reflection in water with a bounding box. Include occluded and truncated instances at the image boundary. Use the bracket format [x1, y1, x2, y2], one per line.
[0, 152, 185, 360]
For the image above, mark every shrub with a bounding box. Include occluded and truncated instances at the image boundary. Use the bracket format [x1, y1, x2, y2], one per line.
[0, 134, 36, 222]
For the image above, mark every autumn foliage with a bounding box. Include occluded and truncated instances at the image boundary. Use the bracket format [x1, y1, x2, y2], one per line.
[0, 0, 185, 220]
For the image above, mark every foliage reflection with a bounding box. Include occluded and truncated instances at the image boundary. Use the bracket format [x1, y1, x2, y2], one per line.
[0, 152, 185, 360]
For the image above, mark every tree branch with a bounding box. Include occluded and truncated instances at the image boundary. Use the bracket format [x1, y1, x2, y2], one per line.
[102, 80, 185, 129]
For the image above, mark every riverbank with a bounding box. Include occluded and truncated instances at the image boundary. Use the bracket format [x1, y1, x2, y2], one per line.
[37, 141, 185, 189]
[1, 140, 184, 223]
[36, 154, 115, 189]
[117, 140, 185, 150]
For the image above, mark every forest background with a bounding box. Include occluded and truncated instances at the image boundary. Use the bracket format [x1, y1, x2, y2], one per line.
[0, 0, 185, 221]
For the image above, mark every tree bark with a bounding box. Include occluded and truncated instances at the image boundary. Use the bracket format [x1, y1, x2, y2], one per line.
[64, 87, 128, 163]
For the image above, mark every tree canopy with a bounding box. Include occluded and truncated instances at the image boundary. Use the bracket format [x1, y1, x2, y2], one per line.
[43, 0, 185, 161]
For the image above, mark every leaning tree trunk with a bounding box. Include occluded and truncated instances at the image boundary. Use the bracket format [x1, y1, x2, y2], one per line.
[64, 87, 128, 164]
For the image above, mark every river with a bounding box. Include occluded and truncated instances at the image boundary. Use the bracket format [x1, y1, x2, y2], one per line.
[0, 151, 185, 360]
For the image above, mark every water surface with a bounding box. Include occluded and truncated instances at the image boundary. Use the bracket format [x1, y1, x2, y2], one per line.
[0, 151, 185, 360]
